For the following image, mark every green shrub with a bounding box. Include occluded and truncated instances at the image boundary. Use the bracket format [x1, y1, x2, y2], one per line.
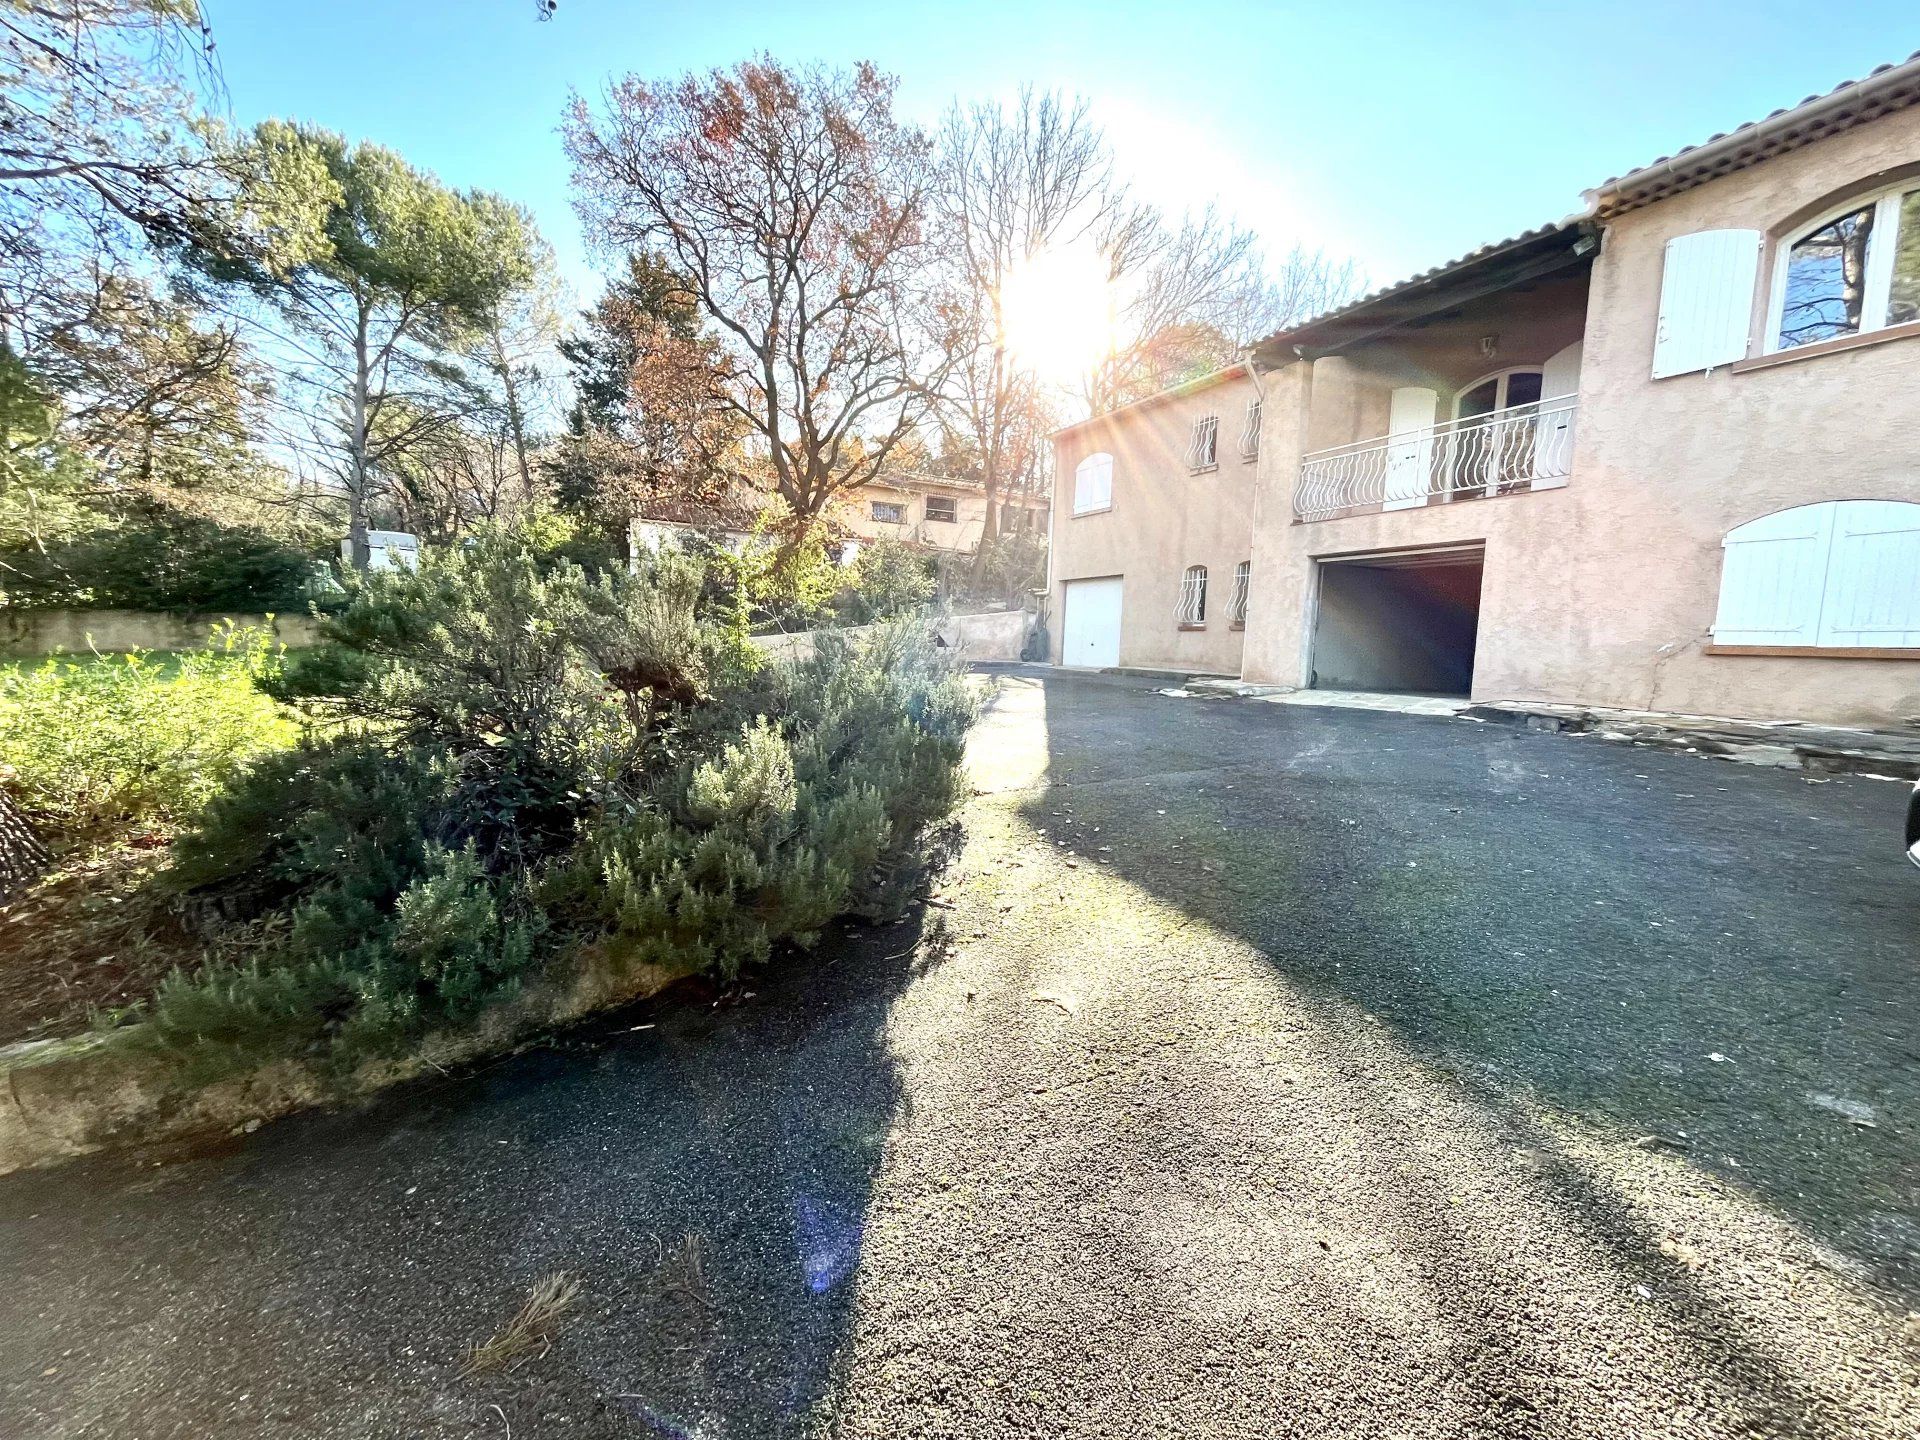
[141, 527, 974, 1072]
[834, 538, 935, 623]
[0, 508, 324, 612]
[0, 624, 298, 840]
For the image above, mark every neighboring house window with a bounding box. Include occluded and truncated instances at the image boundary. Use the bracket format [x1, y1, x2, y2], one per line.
[871, 501, 905, 524]
[1712, 500, 1920, 649]
[1230, 560, 1251, 625]
[1187, 415, 1219, 472]
[1769, 183, 1920, 351]
[1177, 565, 1208, 626]
[1073, 452, 1113, 515]
[924, 496, 958, 523]
[1239, 398, 1261, 462]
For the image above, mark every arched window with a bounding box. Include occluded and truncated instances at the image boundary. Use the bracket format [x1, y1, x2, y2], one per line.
[1072, 452, 1113, 515]
[1713, 500, 1920, 650]
[1230, 560, 1251, 626]
[1177, 565, 1208, 627]
[1767, 182, 1920, 352]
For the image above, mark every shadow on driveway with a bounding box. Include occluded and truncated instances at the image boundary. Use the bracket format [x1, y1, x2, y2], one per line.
[0, 909, 941, 1439]
[1014, 673, 1920, 1302]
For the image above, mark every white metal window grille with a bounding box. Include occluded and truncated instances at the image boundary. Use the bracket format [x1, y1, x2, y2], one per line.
[1177, 565, 1208, 625]
[1187, 415, 1219, 472]
[1239, 398, 1262, 461]
[1230, 560, 1251, 624]
[871, 501, 905, 524]
[924, 496, 958, 522]
[1769, 185, 1920, 352]
[1073, 452, 1114, 514]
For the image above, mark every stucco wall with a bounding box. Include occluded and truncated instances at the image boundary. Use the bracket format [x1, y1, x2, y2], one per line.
[1244, 106, 1920, 726]
[752, 608, 1028, 665]
[0, 609, 323, 658]
[1048, 371, 1259, 675]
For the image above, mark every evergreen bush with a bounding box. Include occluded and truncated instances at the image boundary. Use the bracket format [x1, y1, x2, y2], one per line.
[138, 526, 974, 1072]
[0, 507, 325, 612]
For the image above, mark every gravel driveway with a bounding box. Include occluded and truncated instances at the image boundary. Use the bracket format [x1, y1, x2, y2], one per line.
[2, 671, 1915, 1438]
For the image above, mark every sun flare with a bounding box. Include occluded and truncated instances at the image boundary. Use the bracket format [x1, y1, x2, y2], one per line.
[997, 243, 1114, 388]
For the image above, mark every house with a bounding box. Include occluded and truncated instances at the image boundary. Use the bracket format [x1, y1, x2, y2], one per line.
[1049, 52, 1920, 727]
[838, 473, 1048, 558]
[1048, 365, 1262, 674]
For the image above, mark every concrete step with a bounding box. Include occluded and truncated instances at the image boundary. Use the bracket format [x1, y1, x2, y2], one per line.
[1464, 701, 1920, 780]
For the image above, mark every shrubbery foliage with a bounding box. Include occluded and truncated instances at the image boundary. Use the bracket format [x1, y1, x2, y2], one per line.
[0, 624, 298, 839]
[141, 528, 973, 1072]
[0, 506, 324, 612]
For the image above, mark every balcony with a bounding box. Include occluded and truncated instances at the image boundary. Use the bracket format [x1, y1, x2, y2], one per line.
[1294, 394, 1577, 522]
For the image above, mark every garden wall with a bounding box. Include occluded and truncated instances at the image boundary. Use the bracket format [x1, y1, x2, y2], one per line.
[0, 608, 325, 659]
[752, 607, 1029, 663]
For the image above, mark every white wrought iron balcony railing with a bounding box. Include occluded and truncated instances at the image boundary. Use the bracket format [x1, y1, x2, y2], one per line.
[1293, 395, 1577, 522]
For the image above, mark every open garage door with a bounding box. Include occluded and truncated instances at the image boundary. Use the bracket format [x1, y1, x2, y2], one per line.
[1310, 546, 1485, 697]
[1061, 576, 1123, 668]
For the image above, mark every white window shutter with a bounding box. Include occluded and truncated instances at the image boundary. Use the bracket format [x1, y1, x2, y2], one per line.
[1073, 452, 1112, 514]
[1816, 501, 1920, 647]
[1711, 505, 1837, 645]
[1652, 229, 1761, 379]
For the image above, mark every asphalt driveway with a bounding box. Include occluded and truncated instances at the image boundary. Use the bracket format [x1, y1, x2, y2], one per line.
[2, 672, 1915, 1438]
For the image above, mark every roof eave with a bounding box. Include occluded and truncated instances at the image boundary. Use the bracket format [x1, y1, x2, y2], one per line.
[1249, 223, 1590, 361]
[1048, 362, 1248, 443]
[1585, 51, 1920, 218]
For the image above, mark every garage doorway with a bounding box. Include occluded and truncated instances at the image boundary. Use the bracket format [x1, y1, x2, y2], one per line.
[1310, 546, 1485, 697]
[1061, 576, 1124, 668]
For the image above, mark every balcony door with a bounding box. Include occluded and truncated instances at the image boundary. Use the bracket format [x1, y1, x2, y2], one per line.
[1383, 385, 1437, 511]
[1450, 367, 1542, 497]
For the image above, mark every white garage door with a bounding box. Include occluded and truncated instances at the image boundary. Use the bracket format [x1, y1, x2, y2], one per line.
[1062, 577, 1123, 668]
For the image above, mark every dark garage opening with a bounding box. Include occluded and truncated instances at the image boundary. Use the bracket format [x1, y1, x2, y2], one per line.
[1310, 548, 1485, 697]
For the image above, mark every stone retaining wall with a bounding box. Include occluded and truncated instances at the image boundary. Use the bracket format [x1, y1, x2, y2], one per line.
[0, 608, 323, 659]
[751, 607, 1029, 664]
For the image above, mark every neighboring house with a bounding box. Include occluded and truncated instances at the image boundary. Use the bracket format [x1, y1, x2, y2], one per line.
[628, 493, 763, 561]
[340, 530, 419, 571]
[839, 473, 1048, 558]
[1050, 52, 1920, 726]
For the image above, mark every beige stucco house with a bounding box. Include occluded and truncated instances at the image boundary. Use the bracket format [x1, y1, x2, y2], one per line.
[837, 473, 1048, 558]
[1050, 53, 1920, 727]
[1048, 365, 1262, 675]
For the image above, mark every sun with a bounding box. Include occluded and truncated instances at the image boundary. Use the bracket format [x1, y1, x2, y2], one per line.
[997, 242, 1115, 389]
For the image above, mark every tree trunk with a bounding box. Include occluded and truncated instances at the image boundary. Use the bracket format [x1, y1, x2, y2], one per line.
[346, 304, 373, 570]
[0, 791, 50, 903]
[491, 322, 534, 497]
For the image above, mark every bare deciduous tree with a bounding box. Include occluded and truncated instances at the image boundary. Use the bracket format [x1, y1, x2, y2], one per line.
[0, 0, 221, 256]
[1092, 214, 1361, 410]
[564, 58, 941, 544]
[928, 90, 1119, 561]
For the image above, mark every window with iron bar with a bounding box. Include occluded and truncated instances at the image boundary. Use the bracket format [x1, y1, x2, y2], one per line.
[1187, 415, 1219, 473]
[1177, 565, 1208, 626]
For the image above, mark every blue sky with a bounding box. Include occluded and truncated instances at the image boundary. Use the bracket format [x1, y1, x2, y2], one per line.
[209, 1, 1917, 309]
